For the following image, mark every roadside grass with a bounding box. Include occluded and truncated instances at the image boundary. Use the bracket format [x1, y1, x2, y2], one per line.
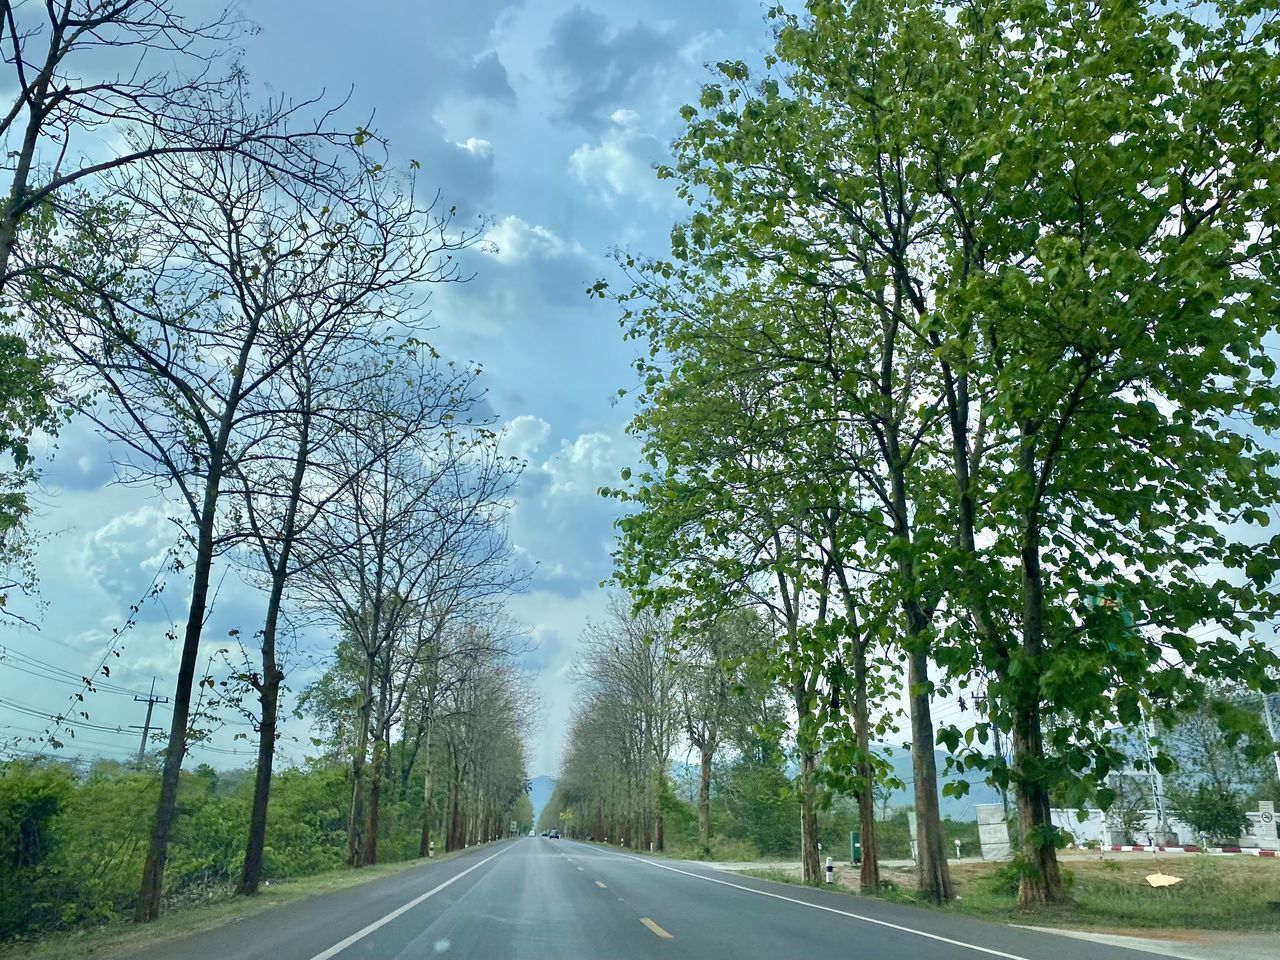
[738, 866, 804, 885]
[0, 850, 468, 960]
[742, 855, 1280, 933]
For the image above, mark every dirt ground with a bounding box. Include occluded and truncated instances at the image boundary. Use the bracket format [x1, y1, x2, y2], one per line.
[733, 851, 1280, 933]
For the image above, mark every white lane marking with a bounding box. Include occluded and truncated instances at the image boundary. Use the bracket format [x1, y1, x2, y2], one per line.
[306, 844, 514, 960]
[595, 881, 608, 889]
[577, 866, 584, 871]
[608, 850, 1033, 960]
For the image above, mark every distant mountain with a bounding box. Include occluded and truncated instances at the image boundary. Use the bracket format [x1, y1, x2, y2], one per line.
[528, 774, 556, 825]
[878, 745, 1003, 820]
[673, 744, 1000, 822]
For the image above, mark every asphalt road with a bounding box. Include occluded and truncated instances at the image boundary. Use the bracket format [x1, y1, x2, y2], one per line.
[124, 838, 1161, 960]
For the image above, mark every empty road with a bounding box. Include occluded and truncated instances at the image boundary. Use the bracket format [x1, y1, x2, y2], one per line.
[124, 838, 1157, 960]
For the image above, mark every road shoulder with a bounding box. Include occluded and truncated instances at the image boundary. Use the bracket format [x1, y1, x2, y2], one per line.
[0, 846, 478, 960]
[1015, 926, 1280, 960]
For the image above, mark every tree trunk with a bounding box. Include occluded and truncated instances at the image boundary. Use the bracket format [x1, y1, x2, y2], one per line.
[365, 733, 384, 865]
[0, 72, 51, 286]
[799, 750, 821, 883]
[238, 417, 307, 895]
[654, 767, 665, 852]
[132, 245, 262, 921]
[448, 771, 464, 851]
[236, 664, 281, 894]
[1013, 700, 1064, 905]
[853, 642, 880, 893]
[908, 647, 953, 904]
[698, 741, 714, 850]
[365, 650, 394, 866]
[1014, 476, 1067, 905]
[134, 475, 222, 921]
[347, 654, 375, 866]
[419, 718, 434, 857]
[885, 417, 952, 904]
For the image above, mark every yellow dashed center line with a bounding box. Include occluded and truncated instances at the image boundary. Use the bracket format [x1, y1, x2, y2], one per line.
[595, 880, 607, 889]
[640, 918, 673, 939]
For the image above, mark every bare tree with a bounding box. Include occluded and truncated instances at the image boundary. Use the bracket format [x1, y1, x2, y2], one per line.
[358, 437, 526, 864]
[34, 134, 475, 918]
[229, 341, 421, 895]
[294, 358, 522, 866]
[0, 1, 349, 288]
[398, 610, 527, 857]
[678, 607, 770, 850]
[437, 656, 536, 848]
[576, 598, 680, 851]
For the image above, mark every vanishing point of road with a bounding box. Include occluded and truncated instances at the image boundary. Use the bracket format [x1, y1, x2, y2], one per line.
[123, 838, 1154, 960]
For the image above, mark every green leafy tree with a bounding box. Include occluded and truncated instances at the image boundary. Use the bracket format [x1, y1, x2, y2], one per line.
[0, 324, 59, 621]
[918, 0, 1280, 903]
[1169, 784, 1250, 845]
[610, 0, 1280, 907]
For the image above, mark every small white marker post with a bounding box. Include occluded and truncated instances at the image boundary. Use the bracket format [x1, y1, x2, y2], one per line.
[954, 839, 962, 859]
[825, 856, 834, 884]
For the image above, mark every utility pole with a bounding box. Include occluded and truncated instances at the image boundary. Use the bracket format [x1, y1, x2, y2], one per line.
[980, 689, 1010, 817]
[1263, 692, 1280, 784]
[1140, 705, 1171, 843]
[132, 678, 169, 763]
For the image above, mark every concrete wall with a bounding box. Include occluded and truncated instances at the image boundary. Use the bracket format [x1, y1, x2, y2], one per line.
[970, 802, 1277, 858]
[1051, 807, 1276, 847]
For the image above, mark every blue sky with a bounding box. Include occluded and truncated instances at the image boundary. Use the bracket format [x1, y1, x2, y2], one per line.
[0, 0, 778, 776]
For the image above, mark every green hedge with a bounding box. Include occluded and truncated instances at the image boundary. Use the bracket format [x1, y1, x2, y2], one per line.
[0, 758, 403, 940]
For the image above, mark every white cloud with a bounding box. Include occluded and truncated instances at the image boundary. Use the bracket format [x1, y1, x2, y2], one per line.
[501, 422, 634, 593]
[609, 107, 641, 129]
[545, 431, 617, 495]
[568, 110, 669, 205]
[508, 585, 615, 774]
[502, 414, 552, 461]
[81, 504, 177, 592]
[455, 136, 493, 159]
[484, 215, 583, 264]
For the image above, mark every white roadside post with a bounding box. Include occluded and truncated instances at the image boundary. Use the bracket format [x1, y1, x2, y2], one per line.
[1257, 801, 1277, 852]
[825, 856, 834, 884]
[954, 839, 962, 859]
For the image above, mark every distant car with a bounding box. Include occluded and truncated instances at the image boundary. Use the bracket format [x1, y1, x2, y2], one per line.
[540, 830, 548, 837]
[527, 829, 535, 837]
[550, 829, 560, 839]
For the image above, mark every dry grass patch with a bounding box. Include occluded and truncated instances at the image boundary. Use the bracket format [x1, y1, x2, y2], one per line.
[745, 854, 1280, 932]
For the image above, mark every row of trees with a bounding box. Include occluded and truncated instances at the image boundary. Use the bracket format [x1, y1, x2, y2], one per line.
[597, 0, 1280, 906]
[543, 599, 783, 853]
[302, 615, 535, 862]
[0, 1, 531, 925]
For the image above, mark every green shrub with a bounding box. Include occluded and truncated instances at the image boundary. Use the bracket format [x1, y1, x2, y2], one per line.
[1169, 783, 1250, 844]
[0, 760, 77, 936]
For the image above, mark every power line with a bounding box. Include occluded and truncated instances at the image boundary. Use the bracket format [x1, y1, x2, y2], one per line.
[0, 645, 158, 697]
[29, 547, 175, 761]
[0, 659, 171, 702]
[0, 696, 138, 734]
